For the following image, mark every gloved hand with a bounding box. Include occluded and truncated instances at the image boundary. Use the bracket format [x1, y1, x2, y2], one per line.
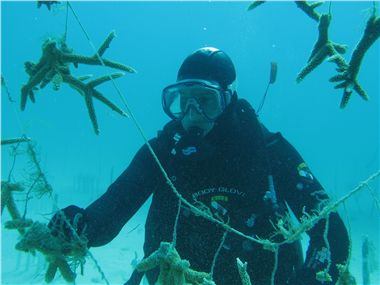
[48, 205, 88, 244]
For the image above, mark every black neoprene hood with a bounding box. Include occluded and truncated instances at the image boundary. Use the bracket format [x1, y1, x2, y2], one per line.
[176, 47, 236, 90]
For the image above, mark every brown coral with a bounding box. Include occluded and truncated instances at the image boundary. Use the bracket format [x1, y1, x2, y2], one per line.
[20, 31, 135, 134]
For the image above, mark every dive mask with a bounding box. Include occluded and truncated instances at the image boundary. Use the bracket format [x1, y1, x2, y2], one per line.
[162, 79, 231, 121]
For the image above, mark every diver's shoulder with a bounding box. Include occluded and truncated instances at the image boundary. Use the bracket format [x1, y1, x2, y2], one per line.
[260, 124, 284, 147]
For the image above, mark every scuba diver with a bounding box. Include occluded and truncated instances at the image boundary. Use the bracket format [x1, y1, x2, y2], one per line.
[49, 47, 349, 285]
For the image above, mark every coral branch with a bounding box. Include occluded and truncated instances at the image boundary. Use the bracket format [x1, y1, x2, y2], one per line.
[1, 181, 26, 235]
[136, 242, 212, 285]
[1, 137, 31, 145]
[4, 218, 33, 230]
[15, 221, 87, 283]
[296, 13, 346, 83]
[96, 31, 116, 57]
[26, 142, 53, 197]
[20, 32, 134, 134]
[236, 258, 252, 285]
[60, 53, 136, 73]
[62, 73, 127, 134]
[330, 9, 379, 108]
[348, 11, 380, 78]
[274, 170, 380, 247]
[294, 0, 322, 22]
[88, 72, 124, 88]
[247, 0, 266, 11]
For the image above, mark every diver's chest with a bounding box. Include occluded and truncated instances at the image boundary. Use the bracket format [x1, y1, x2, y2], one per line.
[167, 152, 267, 211]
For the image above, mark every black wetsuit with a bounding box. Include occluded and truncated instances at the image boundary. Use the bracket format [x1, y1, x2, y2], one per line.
[72, 99, 348, 285]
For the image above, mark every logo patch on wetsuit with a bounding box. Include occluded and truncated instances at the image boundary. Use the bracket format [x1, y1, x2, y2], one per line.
[297, 162, 314, 181]
[211, 195, 229, 202]
[182, 146, 197, 155]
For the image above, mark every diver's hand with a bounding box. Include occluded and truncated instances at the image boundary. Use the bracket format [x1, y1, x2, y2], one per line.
[48, 205, 88, 243]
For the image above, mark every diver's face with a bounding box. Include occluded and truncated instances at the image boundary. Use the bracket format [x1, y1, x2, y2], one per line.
[180, 87, 223, 135]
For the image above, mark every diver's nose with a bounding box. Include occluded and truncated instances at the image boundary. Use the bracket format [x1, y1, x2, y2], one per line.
[186, 104, 203, 120]
[183, 99, 201, 117]
[188, 105, 198, 117]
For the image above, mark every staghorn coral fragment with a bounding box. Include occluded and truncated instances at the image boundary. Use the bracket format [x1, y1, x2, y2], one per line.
[1, 181, 26, 234]
[60, 53, 136, 73]
[16, 221, 87, 283]
[77, 74, 93, 81]
[263, 171, 380, 250]
[236, 258, 252, 285]
[348, 9, 380, 79]
[88, 72, 125, 88]
[296, 13, 346, 83]
[247, 0, 266, 11]
[45, 261, 58, 283]
[136, 242, 212, 285]
[96, 31, 116, 57]
[1, 137, 31, 145]
[4, 218, 33, 230]
[200, 278, 216, 285]
[37, 0, 60, 11]
[352, 82, 368, 102]
[21, 64, 50, 110]
[186, 270, 212, 285]
[62, 73, 127, 135]
[327, 8, 379, 108]
[327, 53, 348, 72]
[20, 32, 135, 133]
[46, 255, 76, 283]
[1, 181, 24, 193]
[316, 269, 333, 282]
[63, 73, 127, 115]
[84, 90, 99, 134]
[51, 72, 64, 91]
[333, 43, 348, 54]
[309, 14, 346, 60]
[329, 74, 346, 83]
[26, 142, 54, 197]
[297, 44, 332, 83]
[15, 222, 64, 255]
[336, 264, 357, 285]
[294, 0, 322, 22]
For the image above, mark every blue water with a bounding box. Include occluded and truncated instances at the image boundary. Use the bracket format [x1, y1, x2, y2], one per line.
[1, 1, 379, 284]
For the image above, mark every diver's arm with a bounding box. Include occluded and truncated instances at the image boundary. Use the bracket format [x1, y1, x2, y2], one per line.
[83, 140, 160, 247]
[269, 134, 349, 284]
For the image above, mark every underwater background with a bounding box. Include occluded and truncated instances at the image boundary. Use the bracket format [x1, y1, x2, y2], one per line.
[1, 1, 379, 284]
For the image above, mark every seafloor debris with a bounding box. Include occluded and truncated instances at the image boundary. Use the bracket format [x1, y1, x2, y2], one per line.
[20, 31, 135, 134]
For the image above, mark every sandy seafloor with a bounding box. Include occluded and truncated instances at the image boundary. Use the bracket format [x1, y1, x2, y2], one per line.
[1, 1, 379, 284]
